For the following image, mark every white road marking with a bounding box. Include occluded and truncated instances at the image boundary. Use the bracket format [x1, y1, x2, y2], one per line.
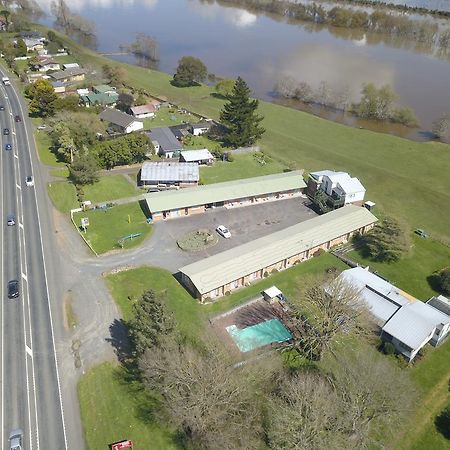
[19, 222, 23, 229]
[25, 346, 33, 357]
[16, 183, 21, 190]
[21, 273, 27, 282]
[14, 153, 18, 159]
[12, 131, 16, 136]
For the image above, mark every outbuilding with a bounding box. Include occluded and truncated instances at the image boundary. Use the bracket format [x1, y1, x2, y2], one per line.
[140, 161, 199, 188]
[180, 149, 214, 165]
[145, 170, 306, 221]
[191, 121, 213, 136]
[179, 205, 377, 302]
[131, 104, 157, 119]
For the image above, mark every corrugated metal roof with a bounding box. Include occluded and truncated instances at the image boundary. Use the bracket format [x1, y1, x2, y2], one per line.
[131, 104, 156, 115]
[180, 205, 377, 294]
[145, 171, 306, 213]
[382, 301, 450, 350]
[140, 162, 199, 183]
[180, 149, 213, 162]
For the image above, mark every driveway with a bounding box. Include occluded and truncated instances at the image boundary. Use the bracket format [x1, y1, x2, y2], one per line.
[146, 197, 317, 272]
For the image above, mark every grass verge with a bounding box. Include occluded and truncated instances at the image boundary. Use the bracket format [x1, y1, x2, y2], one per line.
[82, 175, 140, 204]
[47, 181, 78, 214]
[73, 202, 152, 254]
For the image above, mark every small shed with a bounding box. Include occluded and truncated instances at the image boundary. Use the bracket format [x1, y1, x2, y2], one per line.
[262, 286, 283, 301]
[180, 149, 214, 165]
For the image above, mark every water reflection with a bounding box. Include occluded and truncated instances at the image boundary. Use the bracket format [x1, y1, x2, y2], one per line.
[192, 2, 258, 28]
[36, 0, 159, 12]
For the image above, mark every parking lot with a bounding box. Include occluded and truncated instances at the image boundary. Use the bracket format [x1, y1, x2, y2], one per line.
[147, 197, 317, 272]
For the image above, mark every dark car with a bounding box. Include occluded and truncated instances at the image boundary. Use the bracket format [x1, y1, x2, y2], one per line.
[5, 143, 12, 151]
[7, 280, 19, 299]
[0, 105, 5, 111]
[3, 128, 9, 135]
[14, 115, 21, 122]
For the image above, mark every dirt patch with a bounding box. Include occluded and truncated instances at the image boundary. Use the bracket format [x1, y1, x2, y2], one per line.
[71, 339, 82, 369]
[63, 291, 78, 331]
[177, 228, 218, 252]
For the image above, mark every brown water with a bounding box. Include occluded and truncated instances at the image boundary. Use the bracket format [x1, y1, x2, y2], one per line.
[37, 0, 450, 140]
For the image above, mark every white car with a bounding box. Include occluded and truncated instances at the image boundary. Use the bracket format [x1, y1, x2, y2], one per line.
[9, 429, 23, 450]
[216, 225, 231, 239]
[25, 176, 34, 187]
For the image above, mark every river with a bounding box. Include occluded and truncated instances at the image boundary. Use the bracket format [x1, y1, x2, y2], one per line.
[35, 0, 450, 140]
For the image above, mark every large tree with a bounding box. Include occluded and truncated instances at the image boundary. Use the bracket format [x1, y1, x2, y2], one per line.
[69, 153, 99, 185]
[127, 290, 174, 355]
[26, 79, 58, 117]
[172, 56, 207, 87]
[214, 79, 235, 98]
[140, 338, 270, 449]
[220, 77, 265, 147]
[435, 267, 450, 295]
[357, 83, 397, 120]
[362, 216, 410, 262]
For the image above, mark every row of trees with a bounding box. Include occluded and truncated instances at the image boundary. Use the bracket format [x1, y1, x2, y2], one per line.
[126, 276, 415, 449]
[275, 78, 418, 127]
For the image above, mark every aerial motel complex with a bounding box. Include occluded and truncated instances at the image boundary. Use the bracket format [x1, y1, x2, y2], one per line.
[144, 171, 307, 221]
[179, 205, 378, 302]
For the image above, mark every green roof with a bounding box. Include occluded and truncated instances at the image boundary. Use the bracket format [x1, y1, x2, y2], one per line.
[93, 84, 116, 94]
[81, 92, 119, 106]
[180, 205, 377, 295]
[145, 171, 306, 213]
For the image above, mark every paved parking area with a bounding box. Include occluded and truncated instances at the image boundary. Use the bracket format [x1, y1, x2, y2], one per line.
[147, 197, 317, 272]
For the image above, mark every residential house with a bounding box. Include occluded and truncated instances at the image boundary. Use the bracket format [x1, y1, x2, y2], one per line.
[92, 84, 117, 95]
[148, 127, 183, 158]
[341, 267, 450, 361]
[179, 205, 377, 302]
[32, 58, 61, 72]
[180, 149, 214, 165]
[140, 161, 199, 188]
[191, 121, 213, 136]
[145, 171, 307, 222]
[99, 108, 144, 134]
[19, 31, 45, 41]
[50, 68, 86, 83]
[307, 170, 366, 213]
[170, 124, 190, 141]
[130, 104, 156, 119]
[63, 63, 80, 69]
[80, 86, 119, 108]
[52, 81, 66, 94]
[24, 38, 45, 52]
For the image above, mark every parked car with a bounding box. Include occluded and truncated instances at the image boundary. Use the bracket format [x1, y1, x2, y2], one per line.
[7, 280, 19, 299]
[5, 143, 12, 151]
[9, 429, 23, 450]
[3, 128, 9, 135]
[414, 228, 428, 238]
[216, 225, 231, 239]
[14, 115, 21, 122]
[7, 214, 15, 226]
[0, 105, 5, 111]
[25, 176, 34, 187]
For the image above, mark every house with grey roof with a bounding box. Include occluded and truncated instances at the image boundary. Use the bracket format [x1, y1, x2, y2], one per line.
[180, 205, 377, 302]
[140, 161, 199, 188]
[49, 67, 86, 83]
[341, 267, 450, 361]
[148, 127, 183, 158]
[99, 108, 143, 134]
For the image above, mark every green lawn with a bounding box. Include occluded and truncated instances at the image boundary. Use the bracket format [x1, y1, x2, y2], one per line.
[348, 235, 450, 299]
[47, 181, 78, 213]
[73, 202, 152, 254]
[78, 362, 176, 450]
[50, 167, 70, 178]
[34, 129, 62, 167]
[143, 106, 189, 129]
[200, 153, 286, 184]
[82, 175, 140, 204]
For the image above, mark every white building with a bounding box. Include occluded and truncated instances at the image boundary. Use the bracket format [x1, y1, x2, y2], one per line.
[308, 170, 366, 206]
[130, 104, 156, 119]
[180, 149, 214, 165]
[341, 267, 450, 361]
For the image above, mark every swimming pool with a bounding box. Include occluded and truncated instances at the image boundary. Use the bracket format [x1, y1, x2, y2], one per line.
[226, 319, 292, 352]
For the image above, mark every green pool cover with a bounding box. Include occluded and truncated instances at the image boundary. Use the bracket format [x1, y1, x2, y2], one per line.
[226, 319, 292, 352]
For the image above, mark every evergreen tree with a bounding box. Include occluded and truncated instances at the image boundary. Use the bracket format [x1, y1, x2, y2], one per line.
[26, 79, 58, 117]
[128, 290, 174, 355]
[220, 77, 265, 147]
[69, 153, 99, 185]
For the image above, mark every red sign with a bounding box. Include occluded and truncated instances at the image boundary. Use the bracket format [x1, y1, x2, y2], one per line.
[110, 440, 133, 450]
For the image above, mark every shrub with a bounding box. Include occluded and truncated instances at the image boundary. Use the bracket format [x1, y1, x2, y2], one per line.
[382, 342, 396, 356]
[435, 405, 450, 439]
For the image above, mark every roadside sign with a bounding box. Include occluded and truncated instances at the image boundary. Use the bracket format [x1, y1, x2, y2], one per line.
[110, 440, 133, 450]
[81, 217, 89, 227]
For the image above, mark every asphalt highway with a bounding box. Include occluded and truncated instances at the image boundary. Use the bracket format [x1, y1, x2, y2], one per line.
[0, 71, 67, 449]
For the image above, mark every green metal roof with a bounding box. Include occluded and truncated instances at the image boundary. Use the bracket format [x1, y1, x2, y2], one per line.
[180, 205, 377, 295]
[81, 92, 119, 106]
[93, 84, 115, 94]
[145, 171, 306, 213]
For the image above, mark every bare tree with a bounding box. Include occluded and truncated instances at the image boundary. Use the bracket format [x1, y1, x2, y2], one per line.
[140, 338, 275, 449]
[287, 275, 373, 360]
[267, 372, 347, 450]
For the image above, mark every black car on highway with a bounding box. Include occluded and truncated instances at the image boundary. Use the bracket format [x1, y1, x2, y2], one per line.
[0, 105, 5, 111]
[7, 280, 19, 299]
[3, 128, 10, 135]
[14, 115, 21, 122]
[5, 143, 12, 151]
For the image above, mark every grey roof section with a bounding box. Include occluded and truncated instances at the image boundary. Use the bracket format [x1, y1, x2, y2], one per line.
[340, 267, 410, 324]
[382, 301, 450, 350]
[427, 295, 450, 316]
[146, 171, 306, 214]
[180, 149, 213, 162]
[180, 205, 377, 294]
[50, 67, 86, 81]
[140, 162, 199, 183]
[148, 127, 183, 152]
[192, 121, 212, 130]
[99, 108, 140, 128]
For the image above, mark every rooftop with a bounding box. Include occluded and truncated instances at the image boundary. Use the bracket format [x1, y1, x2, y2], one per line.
[180, 149, 213, 162]
[99, 108, 140, 128]
[93, 84, 116, 94]
[141, 162, 199, 183]
[145, 171, 306, 214]
[180, 205, 377, 295]
[131, 104, 157, 115]
[192, 121, 213, 129]
[427, 295, 450, 316]
[50, 67, 86, 81]
[310, 170, 365, 194]
[148, 127, 183, 152]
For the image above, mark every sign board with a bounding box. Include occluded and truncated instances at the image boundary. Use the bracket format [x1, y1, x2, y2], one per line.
[110, 440, 133, 450]
[81, 217, 89, 227]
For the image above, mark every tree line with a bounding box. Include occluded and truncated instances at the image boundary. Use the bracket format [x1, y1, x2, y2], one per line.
[275, 77, 418, 127]
[122, 270, 416, 450]
[213, 0, 450, 50]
